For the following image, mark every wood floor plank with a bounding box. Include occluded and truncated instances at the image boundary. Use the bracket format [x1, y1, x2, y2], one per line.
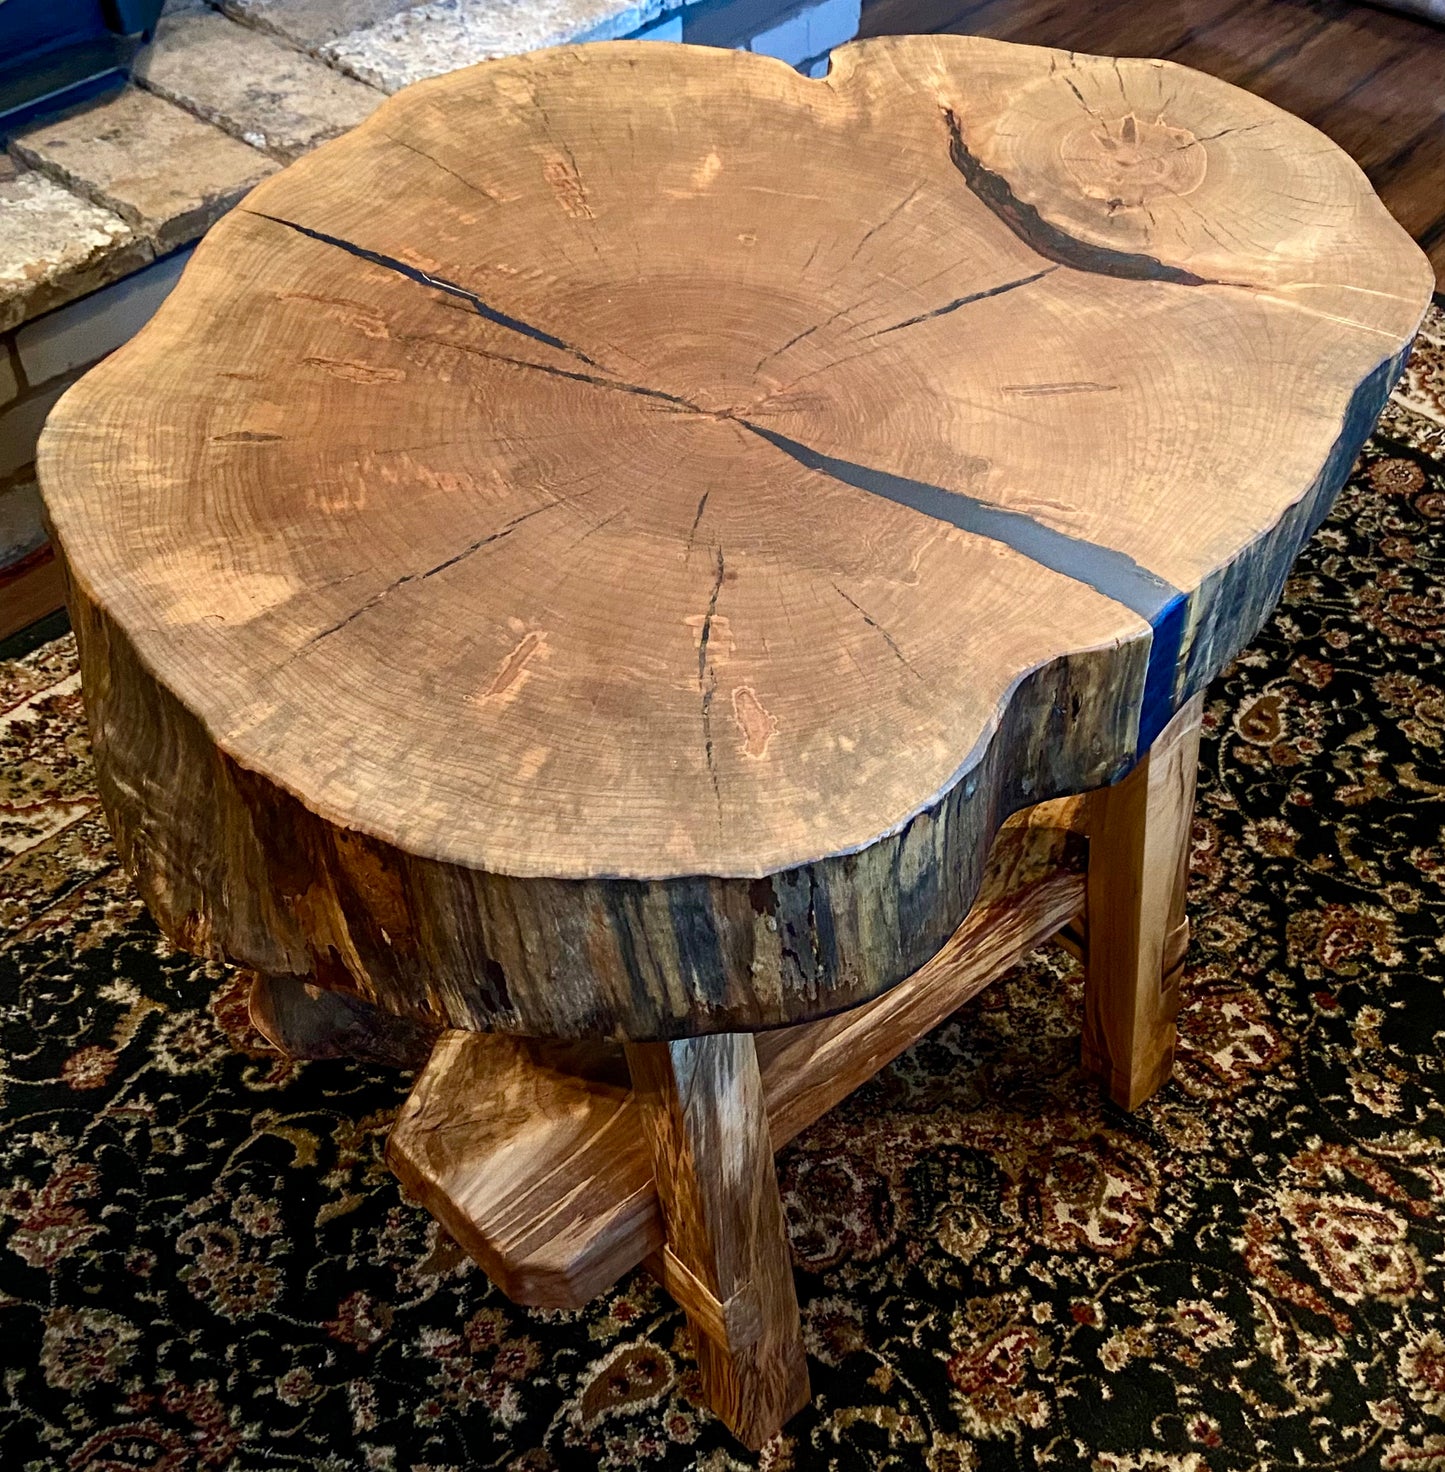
[1304, 61, 1445, 177]
[1375, 129, 1445, 245]
[1226, 12, 1416, 128]
[1162, 3, 1346, 89]
[961, 0, 1256, 59]
[856, 0, 1009, 41]
[1052, 0, 1253, 60]
[0, 549, 65, 643]
[1425, 239, 1445, 294]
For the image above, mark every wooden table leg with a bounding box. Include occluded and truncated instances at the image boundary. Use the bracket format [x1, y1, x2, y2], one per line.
[1081, 693, 1205, 1111]
[624, 1032, 810, 1448]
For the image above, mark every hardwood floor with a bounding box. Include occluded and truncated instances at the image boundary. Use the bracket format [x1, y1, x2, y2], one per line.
[858, 0, 1445, 285]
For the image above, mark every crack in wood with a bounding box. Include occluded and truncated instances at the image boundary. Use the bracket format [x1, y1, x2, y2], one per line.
[1062, 75, 1104, 123]
[249, 210, 602, 367]
[250, 201, 1198, 738]
[685, 489, 710, 559]
[298, 501, 569, 654]
[831, 584, 925, 682]
[752, 293, 872, 377]
[739, 421, 1181, 622]
[376, 130, 505, 204]
[421, 501, 564, 579]
[399, 330, 695, 412]
[867, 266, 1058, 338]
[386, 321, 1189, 702]
[847, 186, 921, 264]
[698, 548, 726, 817]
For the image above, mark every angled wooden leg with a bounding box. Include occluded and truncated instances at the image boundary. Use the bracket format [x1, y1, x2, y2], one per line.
[1081, 694, 1204, 1111]
[624, 1032, 809, 1449]
[248, 971, 440, 1070]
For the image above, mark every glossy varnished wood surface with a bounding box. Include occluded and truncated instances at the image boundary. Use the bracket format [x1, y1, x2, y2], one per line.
[859, 0, 1445, 285]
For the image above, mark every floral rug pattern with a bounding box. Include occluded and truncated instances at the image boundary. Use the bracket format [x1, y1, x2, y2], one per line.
[3, 307, 1445, 1471]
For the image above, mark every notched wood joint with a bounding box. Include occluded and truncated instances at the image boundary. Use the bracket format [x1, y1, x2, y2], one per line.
[651, 1246, 766, 1350]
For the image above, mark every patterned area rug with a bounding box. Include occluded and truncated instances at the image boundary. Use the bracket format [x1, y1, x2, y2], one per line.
[4, 307, 1445, 1472]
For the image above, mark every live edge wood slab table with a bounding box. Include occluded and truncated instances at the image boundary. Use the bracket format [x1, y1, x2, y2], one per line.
[36, 36, 1431, 1447]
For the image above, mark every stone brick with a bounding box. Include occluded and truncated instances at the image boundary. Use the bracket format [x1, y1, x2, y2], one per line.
[136, 5, 381, 163]
[16, 246, 192, 389]
[12, 87, 278, 255]
[0, 171, 151, 334]
[215, 0, 429, 51]
[683, 0, 788, 50]
[0, 377, 73, 480]
[322, 0, 675, 92]
[0, 479, 46, 570]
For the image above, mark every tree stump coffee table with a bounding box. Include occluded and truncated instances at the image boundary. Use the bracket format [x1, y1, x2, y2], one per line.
[38, 36, 1431, 1447]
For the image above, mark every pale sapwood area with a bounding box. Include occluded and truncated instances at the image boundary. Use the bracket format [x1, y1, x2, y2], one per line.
[35, 35, 1433, 1447]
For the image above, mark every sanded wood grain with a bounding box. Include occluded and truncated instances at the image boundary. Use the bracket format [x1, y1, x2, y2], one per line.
[859, 0, 1445, 284]
[37, 38, 1431, 1041]
[386, 796, 1085, 1309]
[387, 1029, 659, 1305]
[1081, 693, 1204, 1110]
[625, 1031, 810, 1450]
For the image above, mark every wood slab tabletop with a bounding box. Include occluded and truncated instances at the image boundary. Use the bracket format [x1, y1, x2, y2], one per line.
[37, 37, 1434, 1039]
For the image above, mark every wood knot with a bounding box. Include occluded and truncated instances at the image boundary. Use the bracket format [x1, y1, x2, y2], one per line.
[1059, 112, 1207, 209]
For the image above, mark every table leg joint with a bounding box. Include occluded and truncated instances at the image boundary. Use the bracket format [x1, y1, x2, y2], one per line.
[648, 1245, 765, 1351]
